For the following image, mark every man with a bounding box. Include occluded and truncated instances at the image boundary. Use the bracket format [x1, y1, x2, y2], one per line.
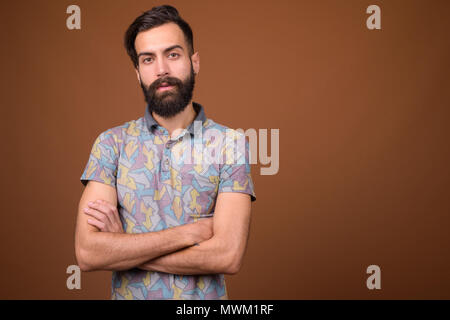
[75, 5, 256, 300]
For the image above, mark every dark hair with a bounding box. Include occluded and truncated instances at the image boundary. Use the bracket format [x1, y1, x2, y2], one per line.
[124, 5, 194, 68]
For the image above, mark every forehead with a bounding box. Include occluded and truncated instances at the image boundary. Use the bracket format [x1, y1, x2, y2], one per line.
[135, 22, 187, 54]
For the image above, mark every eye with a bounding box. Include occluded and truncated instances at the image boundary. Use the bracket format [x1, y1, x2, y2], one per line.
[168, 52, 180, 58]
[142, 57, 153, 64]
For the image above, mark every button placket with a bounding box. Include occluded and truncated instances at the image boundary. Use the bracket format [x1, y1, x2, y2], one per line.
[162, 141, 172, 172]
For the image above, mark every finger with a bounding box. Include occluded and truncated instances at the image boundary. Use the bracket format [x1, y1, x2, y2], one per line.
[86, 206, 122, 233]
[83, 207, 108, 223]
[96, 199, 117, 213]
[88, 201, 114, 224]
[87, 201, 110, 214]
[96, 200, 121, 228]
[96, 199, 120, 219]
[87, 218, 105, 231]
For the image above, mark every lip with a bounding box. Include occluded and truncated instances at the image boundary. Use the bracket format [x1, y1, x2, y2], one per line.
[157, 85, 174, 91]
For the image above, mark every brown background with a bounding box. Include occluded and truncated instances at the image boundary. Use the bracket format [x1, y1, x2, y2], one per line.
[1, 0, 449, 299]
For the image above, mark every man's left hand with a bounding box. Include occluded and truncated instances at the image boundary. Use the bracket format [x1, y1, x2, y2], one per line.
[83, 199, 124, 233]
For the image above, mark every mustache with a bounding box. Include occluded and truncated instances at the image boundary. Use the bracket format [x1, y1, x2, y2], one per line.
[148, 76, 183, 91]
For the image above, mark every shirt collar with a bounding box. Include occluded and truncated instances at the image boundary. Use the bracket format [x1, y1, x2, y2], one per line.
[144, 102, 207, 136]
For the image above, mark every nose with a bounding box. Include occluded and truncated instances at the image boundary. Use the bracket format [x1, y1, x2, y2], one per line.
[156, 57, 170, 78]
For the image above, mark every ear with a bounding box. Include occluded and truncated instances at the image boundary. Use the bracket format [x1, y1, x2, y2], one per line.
[135, 68, 141, 84]
[191, 51, 200, 75]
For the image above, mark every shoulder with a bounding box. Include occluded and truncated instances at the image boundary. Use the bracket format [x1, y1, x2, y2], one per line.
[203, 118, 247, 142]
[96, 117, 147, 146]
[203, 118, 250, 167]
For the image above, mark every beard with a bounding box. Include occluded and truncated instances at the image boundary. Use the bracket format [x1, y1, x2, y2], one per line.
[140, 64, 196, 119]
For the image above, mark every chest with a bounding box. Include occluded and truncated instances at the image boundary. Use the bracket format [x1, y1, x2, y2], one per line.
[115, 135, 221, 232]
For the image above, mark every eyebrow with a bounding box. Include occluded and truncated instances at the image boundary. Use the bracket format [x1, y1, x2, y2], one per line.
[137, 45, 184, 58]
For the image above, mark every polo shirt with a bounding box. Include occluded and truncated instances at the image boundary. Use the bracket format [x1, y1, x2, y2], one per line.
[80, 101, 256, 300]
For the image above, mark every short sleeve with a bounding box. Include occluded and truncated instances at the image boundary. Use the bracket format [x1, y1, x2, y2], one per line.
[218, 131, 256, 202]
[80, 130, 119, 187]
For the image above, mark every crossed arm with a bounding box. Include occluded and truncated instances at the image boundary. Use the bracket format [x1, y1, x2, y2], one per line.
[75, 180, 252, 275]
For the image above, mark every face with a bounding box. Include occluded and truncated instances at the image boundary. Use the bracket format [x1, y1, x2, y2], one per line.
[134, 22, 200, 118]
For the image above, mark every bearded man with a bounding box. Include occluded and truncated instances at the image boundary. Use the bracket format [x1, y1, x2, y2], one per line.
[75, 5, 256, 300]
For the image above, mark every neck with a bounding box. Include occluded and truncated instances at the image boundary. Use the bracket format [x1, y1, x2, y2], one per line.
[152, 101, 196, 138]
